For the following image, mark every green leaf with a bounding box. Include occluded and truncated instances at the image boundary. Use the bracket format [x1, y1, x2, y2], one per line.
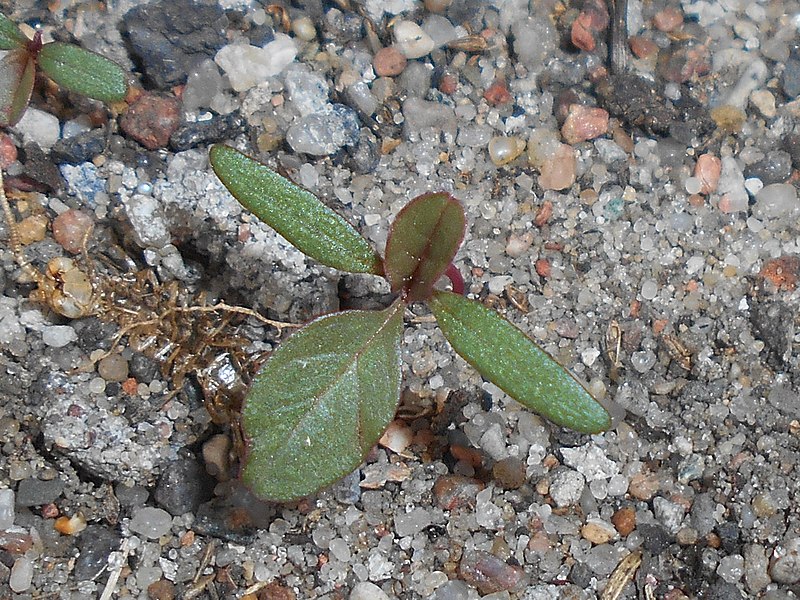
[384, 192, 466, 302]
[0, 48, 35, 126]
[428, 291, 611, 433]
[242, 300, 404, 502]
[38, 42, 128, 103]
[210, 144, 383, 275]
[0, 12, 27, 50]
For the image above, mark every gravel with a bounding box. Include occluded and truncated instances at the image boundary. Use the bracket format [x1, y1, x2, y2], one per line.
[0, 0, 799, 598]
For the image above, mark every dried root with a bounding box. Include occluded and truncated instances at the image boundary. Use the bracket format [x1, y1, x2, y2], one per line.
[1, 169, 297, 426]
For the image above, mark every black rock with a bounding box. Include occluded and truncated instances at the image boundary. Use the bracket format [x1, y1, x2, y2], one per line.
[74, 526, 121, 581]
[638, 523, 673, 554]
[15, 478, 65, 507]
[154, 457, 214, 515]
[128, 352, 160, 384]
[345, 134, 379, 175]
[51, 129, 108, 165]
[568, 561, 593, 588]
[704, 580, 745, 600]
[750, 300, 793, 365]
[744, 150, 793, 185]
[716, 521, 740, 554]
[169, 112, 247, 152]
[122, 0, 229, 89]
[781, 58, 800, 99]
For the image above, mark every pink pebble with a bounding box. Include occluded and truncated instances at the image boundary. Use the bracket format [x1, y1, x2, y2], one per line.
[653, 7, 684, 32]
[52, 209, 94, 254]
[373, 46, 407, 77]
[695, 153, 721, 195]
[561, 104, 609, 144]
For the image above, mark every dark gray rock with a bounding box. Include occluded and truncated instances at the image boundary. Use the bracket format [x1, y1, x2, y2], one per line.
[750, 300, 793, 365]
[74, 526, 121, 581]
[122, 0, 229, 89]
[781, 58, 800, 99]
[638, 523, 672, 554]
[744, 151, 793, 185]
[51, 129, 108, 165]
[154, 457, 214, 515]
[15, 478, 65, 507]
[169, 112, 247, 152]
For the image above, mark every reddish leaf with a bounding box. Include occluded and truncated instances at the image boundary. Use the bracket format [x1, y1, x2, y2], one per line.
[384, 192, 466, 302]
[0, 48, 35, 126]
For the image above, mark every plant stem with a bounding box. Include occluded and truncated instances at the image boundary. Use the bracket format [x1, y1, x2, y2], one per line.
[445, 263, 464, 295]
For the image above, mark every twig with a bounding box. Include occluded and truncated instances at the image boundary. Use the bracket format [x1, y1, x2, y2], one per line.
[98, 538, 131, 600]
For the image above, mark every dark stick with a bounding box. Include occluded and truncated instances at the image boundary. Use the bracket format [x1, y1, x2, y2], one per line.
[608, 0, 629, 74]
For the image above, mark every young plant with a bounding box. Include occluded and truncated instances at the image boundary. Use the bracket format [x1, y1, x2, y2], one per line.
[0, 11, 129, 126]
[209, 144, 611, 502]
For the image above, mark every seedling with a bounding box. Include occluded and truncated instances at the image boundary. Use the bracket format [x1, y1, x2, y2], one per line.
[210, 145, 612, 502]
[0, 11, 130, 126]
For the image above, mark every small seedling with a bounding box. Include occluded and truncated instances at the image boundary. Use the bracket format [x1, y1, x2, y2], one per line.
[0, 11, 130, 126]
[210, 145, 612, 502]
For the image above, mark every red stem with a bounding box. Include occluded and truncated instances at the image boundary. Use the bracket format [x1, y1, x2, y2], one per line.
[27, 30, 43, 56]
[445, 263, 465, 295]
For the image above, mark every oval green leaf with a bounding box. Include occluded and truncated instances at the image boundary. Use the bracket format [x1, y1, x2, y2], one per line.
[38, 42, 128, 103]
[0, 12, 27, 50]
[242, 300, 404, 502]
[384, 192, 465, 302]
[0, 49, 35, 126]
[210, 144, 383, 275]
[428, 290, 611, 433]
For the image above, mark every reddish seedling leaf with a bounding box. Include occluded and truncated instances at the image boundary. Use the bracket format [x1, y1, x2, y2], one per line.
[0, 48, 35, 126]
[384, 192, 466, 302]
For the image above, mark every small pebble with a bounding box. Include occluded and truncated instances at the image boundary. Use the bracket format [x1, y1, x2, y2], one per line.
[54, 512, 88, 535]
[493, 456, 527, 489]
[488, 136, 525, 166]
[10, 556, 33, 593]
[120, 93, 181, 150]
[379, 420, 413, 454]
[393, 21, 435, 59]
[676, 527, 699, 545]
[350, 581, 390, 600]
[17, 214, 48, 246]
[129, 506, 173, 540]
[433, 475, 484, 510]
[549, 469, 585, 507]
[15, 108, 61, 150]
[16, 477, 65, 506]
[154, 458, 213, 516]
[0, 488, 15, 529]
[561, 105, 609, 144]
[754, 183, 799, 220]
[628, 472, 659, 500]
[770, 538, 800, 584]
[694, 153, 721, 194]
[424, 0, 452, 13]
[483, 78, 513, 106]
[653, 7, 683, 32]
[629, 36, 658, 59]
[458, 550, 527, 594]
[373, 46, 407, 77]
[147, 579, 177, 600]
[42, 325, 78, 348]
[52, 210, 94, 254]
[538, 143, 576, 190]
[750, 89, 776, 118]
[292, 16, 316, 41]
[203, 434, 232, 480]
[581, 519, 616, 545]
[98, 353, 129, 382]
[611, 506, 636, 536]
